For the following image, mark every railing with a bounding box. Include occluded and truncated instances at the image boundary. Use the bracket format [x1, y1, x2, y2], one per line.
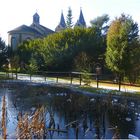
[0, 71, 140, 90]
[0, 71, 99, 85]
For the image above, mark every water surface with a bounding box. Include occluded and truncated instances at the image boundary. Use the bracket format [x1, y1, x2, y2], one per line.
[0, 82, 140, 139]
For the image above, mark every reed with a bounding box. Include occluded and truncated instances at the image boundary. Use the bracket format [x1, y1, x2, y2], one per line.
[16, 106, 47, 139]
[1, 96, 7, 139]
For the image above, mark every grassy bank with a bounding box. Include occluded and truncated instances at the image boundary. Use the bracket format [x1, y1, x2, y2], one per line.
[77, 85, 140, 98]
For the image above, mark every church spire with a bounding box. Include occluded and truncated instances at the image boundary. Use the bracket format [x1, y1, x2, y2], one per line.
[59, 11, 66, 28]
[55, 11, 66, 32]
[75, 8, 86, 27]
[33, 12, 40, 24]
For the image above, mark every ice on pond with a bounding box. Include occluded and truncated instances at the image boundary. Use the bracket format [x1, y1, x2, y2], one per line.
[67, 98, 72, 102]
[128, 134, 139, 139]
[48, 93, 51, 96]
[125, 117, 132, 122]
[90, 98, 95, 102]
[135, 112, 138, 116]
[31, 107, 36, 112]
[130, 102, 135, 107]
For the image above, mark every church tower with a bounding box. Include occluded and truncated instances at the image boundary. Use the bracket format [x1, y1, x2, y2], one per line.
[55, 11, 66, 32]
[33, 12, 40, 24]
[75, 8, 86, 27]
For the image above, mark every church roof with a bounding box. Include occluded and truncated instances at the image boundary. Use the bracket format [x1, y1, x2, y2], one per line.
[39, 25, 54, 34]
[75, 9, 86, 27]
[30, 23, 54, 35]
[33, 12, 40, 24]
[55, 11, 66, 31]
[8, 24, 42, 35]
[33, 12, 39, 18]
[59, 12, 66, 28]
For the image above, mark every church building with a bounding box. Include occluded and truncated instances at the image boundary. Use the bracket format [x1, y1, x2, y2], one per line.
[8, 12, 54, 50]
[8, 8, 86, 50]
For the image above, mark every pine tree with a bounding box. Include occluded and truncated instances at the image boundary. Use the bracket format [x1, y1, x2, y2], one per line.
[66, 7, 73, 28]
[105, 14, 140, 86]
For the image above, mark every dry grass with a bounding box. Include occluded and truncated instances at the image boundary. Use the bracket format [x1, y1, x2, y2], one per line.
[1, 96, 7, 139]
[16, 106, 46, 139]
[0, 96, 65, 139]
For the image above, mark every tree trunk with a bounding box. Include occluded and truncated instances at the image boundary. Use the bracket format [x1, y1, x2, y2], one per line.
[118, 75, 121, 91]
[30, 74, 31, 81]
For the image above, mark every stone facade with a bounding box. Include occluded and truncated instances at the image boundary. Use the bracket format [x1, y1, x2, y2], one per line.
[8, 12, 54, 50]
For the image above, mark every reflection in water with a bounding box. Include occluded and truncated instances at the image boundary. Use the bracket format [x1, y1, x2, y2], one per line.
[0, 83, 140, 139]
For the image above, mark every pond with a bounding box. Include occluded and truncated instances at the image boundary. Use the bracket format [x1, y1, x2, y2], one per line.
[0, 81, 140, 139]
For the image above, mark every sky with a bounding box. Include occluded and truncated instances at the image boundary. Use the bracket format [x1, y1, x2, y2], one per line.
[0, 0, 140, 44]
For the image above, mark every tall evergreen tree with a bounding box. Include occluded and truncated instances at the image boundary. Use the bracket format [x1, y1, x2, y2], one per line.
[66, 7, 73, 28]
[90, 14, 110, 68]
[105, 14, 140, 85]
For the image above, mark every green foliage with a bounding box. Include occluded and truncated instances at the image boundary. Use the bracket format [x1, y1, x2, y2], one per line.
[17, 23, 107, 72]
[90, 14, 109, 35]
[90, 14, 110, 68]
[66, 7, 73, 28]
[74, 52, 92, 85]
[81, 72, 92, 86]
[17, 40, 33, 64]
[17, 39, 46, 71]
[74, 52, 91, 72]
[0, 37, 10, 69]
[27, 56, 38, 75]
[106, 14, 140, 83]
[10, 55, 20, 72]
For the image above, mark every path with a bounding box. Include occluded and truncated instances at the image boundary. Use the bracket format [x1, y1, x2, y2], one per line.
[14, 73, 140, 93]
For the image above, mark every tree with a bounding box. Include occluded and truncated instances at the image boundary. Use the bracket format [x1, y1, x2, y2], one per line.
[105, 14, 139, 89]
[74, 52, 91, 72]
[16, 24, 108, 72]
[17, 39, 46, 71]
[27, 56, 38, 81]
[90, 14, 109, 35]
[66, 7, 73, 28]
[74, 52, 92, 85]
[0, 37, 9, 69]
[17, 40, 33, 65]
[90, 14, 110, 70]
[10, 55, 20, 79]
